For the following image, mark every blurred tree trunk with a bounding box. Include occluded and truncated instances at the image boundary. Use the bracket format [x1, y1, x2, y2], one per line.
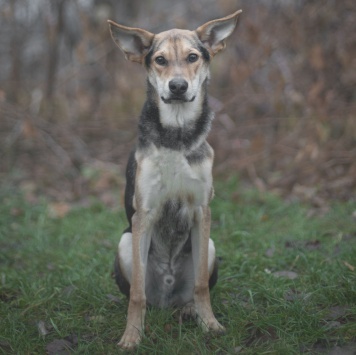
[8, 0, 22, 103]
[46, 0, 67, 100]
[126, 0, 139, 20]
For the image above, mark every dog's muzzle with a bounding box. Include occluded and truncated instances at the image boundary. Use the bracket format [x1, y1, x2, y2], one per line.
[161, 78, 195, 104]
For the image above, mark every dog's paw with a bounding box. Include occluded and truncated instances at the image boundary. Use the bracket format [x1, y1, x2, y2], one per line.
[199, 317, 226, 334]
[209, 320, 226, 334]
[118, 327, 141, 350]
[182, 302, 197, 320]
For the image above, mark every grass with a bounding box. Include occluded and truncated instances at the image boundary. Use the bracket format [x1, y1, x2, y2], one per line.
[0, 179, 355, 354]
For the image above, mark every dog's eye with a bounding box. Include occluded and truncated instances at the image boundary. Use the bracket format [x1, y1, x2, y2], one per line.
[188, 53, 198, 63]
[155, 56, 167, 66]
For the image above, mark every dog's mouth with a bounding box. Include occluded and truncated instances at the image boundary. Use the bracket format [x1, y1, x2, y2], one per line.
[161, 95, 196, 104]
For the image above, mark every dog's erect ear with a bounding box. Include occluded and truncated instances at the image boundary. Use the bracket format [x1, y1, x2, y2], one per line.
[196, 10, 242, 56]
[108, 20, 154, 63]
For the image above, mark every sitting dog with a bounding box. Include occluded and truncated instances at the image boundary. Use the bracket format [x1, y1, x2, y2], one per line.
[108, 10, 241, 349]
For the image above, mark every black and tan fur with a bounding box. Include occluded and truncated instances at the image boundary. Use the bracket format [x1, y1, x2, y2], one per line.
[108, 10, 241, 349]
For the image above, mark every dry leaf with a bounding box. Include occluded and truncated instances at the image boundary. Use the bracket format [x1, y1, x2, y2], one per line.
[265, 246, 275, 258]
[312, 341, 356, 355]
[272, 271, 298, 280]
[234, 346, 243, 353]
[329, 344, 356, 354]
[164, 323, 172, 333]
[86, 315, 105, 323]
[61, 285, 76, 297]
[48, 202, 71, 219]
[46, 339, 73, 355]
[106, 294, 121, 304]
[10, 208, 23, 217]
[284, 289, 311, 302]
[22, 119, 38, 139]
[284, 289, 301, 302]
[47, 263, 55, 271]
[305, 240, 321, 250]
[324, 321, 341, 330]
[343, 261, 355, 272]
[37, 320, 50, 337]
[260, 214, 269, 222]
[0, 340, 12, 353]
[325, 306, 350, 321]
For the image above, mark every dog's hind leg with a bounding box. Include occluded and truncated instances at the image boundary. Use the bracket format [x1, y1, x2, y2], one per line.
[114, 231, 132, 298]
[208, 238, 218, 290]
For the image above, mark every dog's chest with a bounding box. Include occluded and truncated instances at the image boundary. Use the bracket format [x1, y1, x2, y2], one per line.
[137, 147, 212, 213]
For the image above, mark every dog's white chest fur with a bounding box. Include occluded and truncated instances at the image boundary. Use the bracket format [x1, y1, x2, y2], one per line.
[137, 146, 212, 214]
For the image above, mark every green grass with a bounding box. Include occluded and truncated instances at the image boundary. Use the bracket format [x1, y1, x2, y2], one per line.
[0, 180, 355, 354]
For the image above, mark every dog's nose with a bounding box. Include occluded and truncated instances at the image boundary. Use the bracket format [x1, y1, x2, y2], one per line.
[169, 78, 188, 95]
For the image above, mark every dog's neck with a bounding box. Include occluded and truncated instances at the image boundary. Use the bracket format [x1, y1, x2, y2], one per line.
[158, 98, 202, 129]
[137, 80, 213, 152]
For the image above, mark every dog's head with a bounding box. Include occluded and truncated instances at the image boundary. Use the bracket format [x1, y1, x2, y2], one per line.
[108, 11, 241, 104]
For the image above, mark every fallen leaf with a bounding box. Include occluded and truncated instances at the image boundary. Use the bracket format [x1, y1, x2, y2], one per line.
[285, 240, 302, 249]
[234, 346, 243, 353]
[99, 239, 113, 249]
[37, 320, 50, 336]
[0, 289, 19, 303]
[245, 324, 279, 346]
[324, 321, 341, 330]
[106, 294, 121, 304]
[221, 298, 229, 306]
[343, 261, 355, 271]
[61, 285, 76, 297]
[20, 181, 38, 204]
[260, 214, 269, 222]
[284, 289, 310, 302]
[65, 334, 78, 346]
[10, 208, 23, 217]
[22, 119, 38, 139]
[285, 239, 322, 251]
[292, 184, 317, 200]
[325, 306, 351, 321]
[0, 340, 13, 353]
[46, 334, 78, 355]
[86, 315, 105, 323]
[329, 344, 356, 355]
[164, 323, 172, 333]
[272, 271, 298, 280]
[265, 246, 275, 258]
[47, 263, 55, 271]
[342, 233, 356, 241]
[305, 240, 321, 250]
[48, 202, 71, 219]
[145, 324, 157, 342]
[45, 339, 73, 355]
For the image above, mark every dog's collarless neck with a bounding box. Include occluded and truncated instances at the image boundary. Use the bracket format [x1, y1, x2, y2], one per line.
[138, 94, 213, 152]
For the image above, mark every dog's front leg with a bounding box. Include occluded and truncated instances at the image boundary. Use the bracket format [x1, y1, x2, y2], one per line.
[191, 206, 225, 333]
[118, 211, 151, 349]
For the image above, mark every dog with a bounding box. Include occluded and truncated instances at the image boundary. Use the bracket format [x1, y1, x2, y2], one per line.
[108, 10, 242, 349]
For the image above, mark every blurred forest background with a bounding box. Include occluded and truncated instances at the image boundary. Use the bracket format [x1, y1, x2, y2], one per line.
[0, 0, 355, 207]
